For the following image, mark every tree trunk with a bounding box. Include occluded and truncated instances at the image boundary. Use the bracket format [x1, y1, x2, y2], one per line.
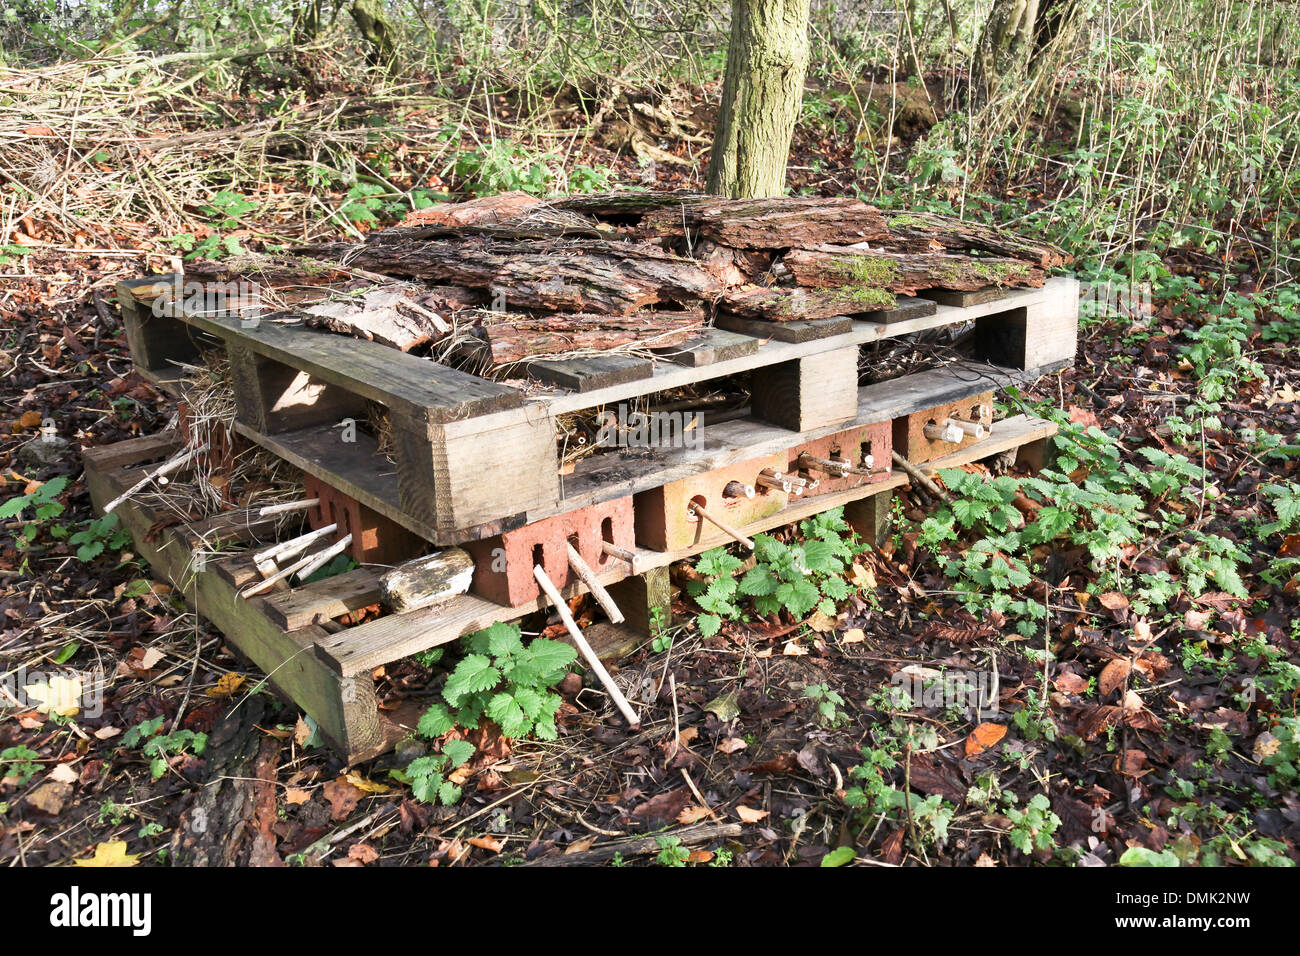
[705, 0, 810, 199]
[973, 0, 1042, 100]
[349, 0, 398, 67]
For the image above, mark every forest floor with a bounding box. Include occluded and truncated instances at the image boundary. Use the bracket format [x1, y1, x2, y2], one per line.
[1, 65, 1298, 868]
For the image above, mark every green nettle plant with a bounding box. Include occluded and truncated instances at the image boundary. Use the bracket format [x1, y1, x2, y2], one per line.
[405, 622, 576, 805]
[688, 508, 863, 638]
[122, 716, 208, 780]
[916, 419, 1237, 633]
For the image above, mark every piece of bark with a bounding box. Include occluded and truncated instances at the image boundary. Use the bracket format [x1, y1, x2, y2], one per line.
[781, 247, 1046, 301]
[696, 240, 773, 286]
[303, 289, 450, 351]
[400, 190, 545, 227]
[418, 285, 488, 312]
[642, 196, 891, 249]
[877, 210, 1071, 268]
[332, 239, 721, 315]
[482, 309, 706, 364]
[720, 285, 860, 321]
[380, 547, 475, 613]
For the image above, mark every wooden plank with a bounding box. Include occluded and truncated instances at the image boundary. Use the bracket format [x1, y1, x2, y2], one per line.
[316, 415, 1056, 676]
[81, 431, 182, 472]
[527, 355, 653, 392]
[261, 567, 385, 630]
[714, 313, 852, 343]
[654, 329, 759, 367]
[83, 457, 383, 759]
[920, 287, 1009, 308]
[859, 295, 937, 324]
[161, 298, 525, 423]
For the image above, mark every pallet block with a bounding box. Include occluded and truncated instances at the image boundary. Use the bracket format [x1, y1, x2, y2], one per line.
[462, 497, 636, 607]
[892, 391, 995, 464]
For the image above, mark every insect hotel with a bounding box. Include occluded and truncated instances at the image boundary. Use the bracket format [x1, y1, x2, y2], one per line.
[84, 192, 1078, 762]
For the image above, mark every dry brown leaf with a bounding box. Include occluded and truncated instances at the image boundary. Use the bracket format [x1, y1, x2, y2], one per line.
[736, 805, 769, 823]
[284, 788, 312, 805]
[1097, 591, 1130, 611]
[677, 805, 711, 825]
[1099, 659, 1131, 697]
[468, 834, 505, 853]
[841, 627, 866, 644]
[964, 722, 1007, 757]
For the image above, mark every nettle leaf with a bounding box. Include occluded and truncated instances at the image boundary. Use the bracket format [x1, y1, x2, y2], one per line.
[533, 712, 559, 741]
[417, 703, 454, 738]
[512, 685, 545, 720]
[406, 755, 445, 780]
[411, 768, 445, 804]
[444, 654, 500, 705]
[777, 579, 820, 618]
[821, 577, 851, 602]
[697, 613, 723, 638]
[739, 565, 779, 596]
[696, 547, 742, 578]
[438, 781, 463, 805]
[485, 621, 524, 658]
[486, 692, 530, 737]
[800, 538, 836, 573]
[952, 498, 990, 528]
[442, 738, 475, 769]
[519, 638, 577, 682]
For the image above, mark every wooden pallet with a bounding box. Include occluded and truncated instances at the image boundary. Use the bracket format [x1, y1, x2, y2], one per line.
[83, 410, 1057, 763]
[117, 274, 1078, 547]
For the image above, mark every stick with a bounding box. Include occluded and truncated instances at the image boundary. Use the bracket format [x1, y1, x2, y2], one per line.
[600, 540, 646, 574]
[532, 564, 640, 729]
[251, 522, 337, 566]
[102, 443, 208, 513]
[723, 480, 755, 499]
[687, 502, 755, 550]
[256, 497, 320, 518]
[565, 542, 625, 624]
[890, 452, 954, 504]
[294, 534, 353, 581]
[923, 421, 964, 443]
[242, 548, 325, 597]
[755, 469, 792, 493]
[947, 418, 987, 439]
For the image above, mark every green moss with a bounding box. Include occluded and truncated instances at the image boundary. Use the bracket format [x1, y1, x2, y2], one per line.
[969, 259, 1031, 286]
[887, 214, 931, 230]
[830, 255, 899, 311]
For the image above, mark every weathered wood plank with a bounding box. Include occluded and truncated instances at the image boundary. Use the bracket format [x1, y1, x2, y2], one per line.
[261, 567, 385, 631]
[713, 313, 853, 343]
[653, 329, 760, 367]
[528, 355, 654, 392]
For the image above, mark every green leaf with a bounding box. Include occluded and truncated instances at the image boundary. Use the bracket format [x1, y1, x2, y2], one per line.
[417, 703, 454, 738]
[697, 613, 722, 638]
[438, 780, 463, 805]
[484, 621, 524, 658]
[820, 846, 856, 867]
[486, 692, 529, 737]
[442, 738, 475, 769]
[443, 654, 500, 705]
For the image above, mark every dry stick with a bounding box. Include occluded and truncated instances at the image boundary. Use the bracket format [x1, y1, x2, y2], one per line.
[532, 564, 641, 730]
[890, 452, 954, 505]
[242, 539, 341, 598]
[600, 540, 646, 574]
[256, 497, 320, 518]
[102, 443, 208, 513]
[294, 534, 353, 581]
[687, 502, 755, 550]
[565, 542, 625, 624]
[251, 522, 337, 566]
[946, 418, 987, 439]
[923, 421, 965, 443]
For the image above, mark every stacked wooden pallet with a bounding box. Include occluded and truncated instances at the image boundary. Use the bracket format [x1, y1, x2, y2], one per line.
[95, 192, 1078, 761]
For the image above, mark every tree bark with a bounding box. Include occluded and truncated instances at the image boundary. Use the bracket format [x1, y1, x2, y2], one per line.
[974, 0, 1042, 100]
[705, 0, 811, 199]
[349, 0, 398, 67]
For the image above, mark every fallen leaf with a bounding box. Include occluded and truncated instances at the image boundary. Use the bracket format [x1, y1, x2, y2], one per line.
[687, 849, 714, 863]
[1097, 592, 1130, 611]
[347, 843, 380, 864]
[782, 640, 808, 656]
[284, 788, 312, 805]
[1099, 659, 1131, 697]
[736, 805, 769, 823]
[1253, 732, 1281, 762]
[73, 841, 140, 867]
[206, 673, 246, 698]
[806, 609, 837, 633]
[345, 771, 391, 794]
[703, 691, 740, 722]
[716, 737, 748, 754]
[18, 411, 42, 429]
[677, 805, 711, 825]
[850, 564, 876, 590]
[322, 778, 364, 821]
[46, 763, 78, 784]
[468, 834, 505, 853]
[841, 627, 866, 644]
[565, 835, 597, 854]
[964, 722, 1007, 757]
